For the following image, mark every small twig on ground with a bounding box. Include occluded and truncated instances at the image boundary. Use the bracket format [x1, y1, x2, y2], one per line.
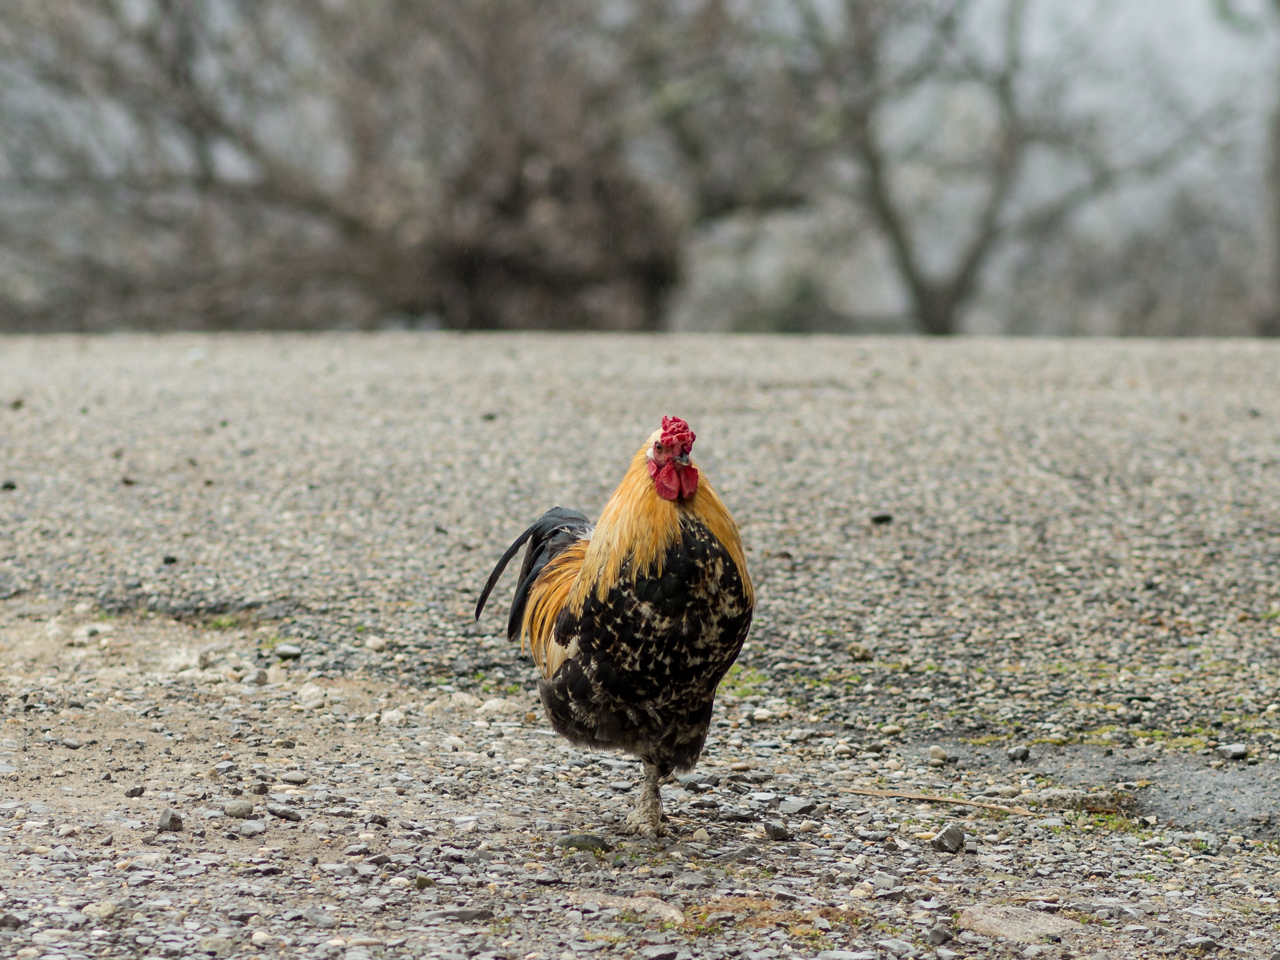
[838, 786, 1035, 817]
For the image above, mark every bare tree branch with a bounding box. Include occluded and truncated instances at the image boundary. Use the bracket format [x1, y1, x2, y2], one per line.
[0, 0, 678, 331]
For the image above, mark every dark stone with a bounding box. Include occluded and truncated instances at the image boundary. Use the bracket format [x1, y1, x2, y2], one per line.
[556, 834, 613, 853]
[1181, 936, 1219, 950]
[927, 924, 953, 945]
[764, 821, 792, 841]
[675, 872, 712, 888]
[156, 808, 183, 832]
[443, 907, 494, 921]
[930, 823, 966, 853]
[875, 940, 912, 957]
[779, 799, 816, 816]
[1006, 745, 1031, 762]
[125, 785, 145, 798]
[303, 907, 337, 929]
[223, 800, 254, 819]
[266, 804, 302, 822]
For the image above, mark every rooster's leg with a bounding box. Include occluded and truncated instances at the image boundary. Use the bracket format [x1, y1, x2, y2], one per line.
[624, 760, 668, 838]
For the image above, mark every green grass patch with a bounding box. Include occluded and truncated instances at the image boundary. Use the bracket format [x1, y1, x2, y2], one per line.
[961, 734, 1007, 746]
[207, 610, 259, 631]
[719, 664, 767, 698]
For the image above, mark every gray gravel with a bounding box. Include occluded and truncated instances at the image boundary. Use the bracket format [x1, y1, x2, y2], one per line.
[1, 333, 1280, 959]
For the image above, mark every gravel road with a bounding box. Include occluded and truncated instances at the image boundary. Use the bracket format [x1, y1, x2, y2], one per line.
[1, 333, 1279, 960]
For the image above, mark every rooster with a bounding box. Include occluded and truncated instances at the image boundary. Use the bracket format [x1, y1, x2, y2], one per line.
[475, 416, 753, 837]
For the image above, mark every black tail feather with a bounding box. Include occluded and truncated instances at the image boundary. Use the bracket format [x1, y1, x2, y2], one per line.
[474, 527, 536, 621]
[475, 507, 592, 640]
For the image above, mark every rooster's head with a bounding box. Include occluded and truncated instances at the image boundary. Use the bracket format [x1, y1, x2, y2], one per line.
[646, 415, 698, 501]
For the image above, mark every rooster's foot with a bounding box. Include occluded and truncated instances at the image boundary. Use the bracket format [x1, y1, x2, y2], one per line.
[623, 809, 670, 839]
[624, 759, 670, 838]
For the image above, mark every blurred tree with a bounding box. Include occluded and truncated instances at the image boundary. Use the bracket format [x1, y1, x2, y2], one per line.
[630, 0, 1211, 335]
[0, 0, 1241, 334]
[0, 0, 678, 331]
[1213, 0, 1280, 335]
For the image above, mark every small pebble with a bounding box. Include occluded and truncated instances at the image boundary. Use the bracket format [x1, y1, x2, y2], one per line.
[931, 822, 966, 853]
[764, 821, 792, 841]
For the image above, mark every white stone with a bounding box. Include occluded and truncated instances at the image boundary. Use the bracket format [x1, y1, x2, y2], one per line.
[958, 905, 1081, 943]
[477, 697, 522, 716]
[295, 683, 325, 703]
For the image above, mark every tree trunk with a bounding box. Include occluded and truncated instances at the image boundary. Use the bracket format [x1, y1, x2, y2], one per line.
[1265, 0, 1280, 337]
[912, 287, 959, 336]
[1266, 89, 1280, 336]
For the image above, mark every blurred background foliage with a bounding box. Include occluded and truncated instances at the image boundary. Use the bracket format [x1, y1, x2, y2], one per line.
[0, 0, 1277, 336]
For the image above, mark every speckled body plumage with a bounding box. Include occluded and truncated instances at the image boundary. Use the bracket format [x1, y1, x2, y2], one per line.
[539, 513, 752, 776]
[476, 419, 753, 835]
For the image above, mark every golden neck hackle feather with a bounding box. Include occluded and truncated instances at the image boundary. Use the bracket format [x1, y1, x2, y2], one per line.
[519, 440, 754, 679]
[571, 441, 753, 610]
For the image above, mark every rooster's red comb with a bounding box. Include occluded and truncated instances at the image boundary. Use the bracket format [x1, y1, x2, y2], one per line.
[659, 416, 696, 455]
